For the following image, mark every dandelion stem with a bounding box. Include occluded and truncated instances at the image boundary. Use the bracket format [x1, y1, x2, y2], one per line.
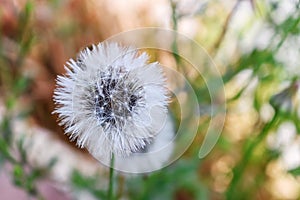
[108, 153, 115, 200]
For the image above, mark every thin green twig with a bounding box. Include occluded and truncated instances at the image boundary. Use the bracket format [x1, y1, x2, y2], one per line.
[170, 0, 180, 66]
[211, 0, 242, 57]
[226, 112, 280, 199]
[108, 154, 115, 200]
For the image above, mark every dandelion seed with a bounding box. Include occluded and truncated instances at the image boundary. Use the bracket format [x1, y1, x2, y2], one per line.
[53, 42, 168, 159]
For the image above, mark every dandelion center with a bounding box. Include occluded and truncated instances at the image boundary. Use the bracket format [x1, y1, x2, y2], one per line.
[93, 67, 144, 128]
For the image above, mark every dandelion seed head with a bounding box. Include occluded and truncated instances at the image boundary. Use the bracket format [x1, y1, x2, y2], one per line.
[53, 42, 168, 159]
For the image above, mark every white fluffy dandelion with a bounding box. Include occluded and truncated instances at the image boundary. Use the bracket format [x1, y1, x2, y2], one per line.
[53, 42, 168, 159]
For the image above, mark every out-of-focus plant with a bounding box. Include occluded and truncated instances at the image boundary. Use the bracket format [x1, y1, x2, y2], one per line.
[0, 0, 300, 199]
[0, 1, 52, 199]
[224, 1, 300, 199]
[168, 0, 300, 199]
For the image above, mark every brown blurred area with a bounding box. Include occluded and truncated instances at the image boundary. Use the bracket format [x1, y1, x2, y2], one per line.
[0, 0, 159, 148]
[0, 1, 150, 197]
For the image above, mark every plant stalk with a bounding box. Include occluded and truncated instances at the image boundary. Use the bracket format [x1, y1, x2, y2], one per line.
[108, 154, 115, 200]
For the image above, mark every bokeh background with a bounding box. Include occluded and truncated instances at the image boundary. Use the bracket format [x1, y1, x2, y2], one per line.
[1, 0, 300, 199]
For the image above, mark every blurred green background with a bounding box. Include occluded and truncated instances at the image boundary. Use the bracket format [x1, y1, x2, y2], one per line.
[1, 0, 300, 199]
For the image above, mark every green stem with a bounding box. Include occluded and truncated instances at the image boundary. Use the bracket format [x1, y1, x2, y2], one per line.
[226, 112, 279, 199]
[170, 0, 180, 65]
[108, 154, 115, 200]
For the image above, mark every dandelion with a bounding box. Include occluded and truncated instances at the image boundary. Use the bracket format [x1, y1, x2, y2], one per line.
[53, 42, 168, 159]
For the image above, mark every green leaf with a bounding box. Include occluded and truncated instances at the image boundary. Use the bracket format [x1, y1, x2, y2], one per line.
[13, 164, 24, 179]
[288, 167, 300, 176]
[0, 136, 15, 162]
[13, 76, 31, 95]
[17, 136, 27, 164]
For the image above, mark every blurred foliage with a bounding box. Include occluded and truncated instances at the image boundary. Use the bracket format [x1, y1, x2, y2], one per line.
[126, 158, 207, 200]
[71, 170, 107, 199]
[0, 0, 300, 199]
